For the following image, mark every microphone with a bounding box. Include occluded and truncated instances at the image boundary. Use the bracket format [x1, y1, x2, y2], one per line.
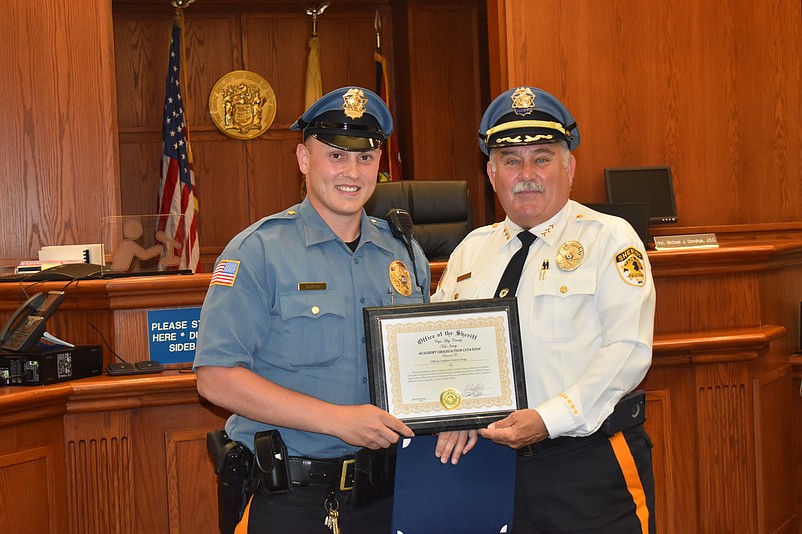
[385, 209, 422, 295]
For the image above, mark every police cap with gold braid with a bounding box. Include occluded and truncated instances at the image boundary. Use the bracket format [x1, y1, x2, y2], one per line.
[478, 86, 580, 155]
[291, 86, 393, 151]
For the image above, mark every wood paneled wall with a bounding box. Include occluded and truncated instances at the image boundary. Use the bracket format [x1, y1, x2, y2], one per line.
[1, 0, 487, 272]
[488, 0, 802, 229]
[1, 0, 120, 265]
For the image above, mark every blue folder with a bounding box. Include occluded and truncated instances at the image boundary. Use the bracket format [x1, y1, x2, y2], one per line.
[392, 434, 516, 534]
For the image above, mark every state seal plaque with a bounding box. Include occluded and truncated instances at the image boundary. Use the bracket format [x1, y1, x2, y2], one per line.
[209, 70, 276, 140]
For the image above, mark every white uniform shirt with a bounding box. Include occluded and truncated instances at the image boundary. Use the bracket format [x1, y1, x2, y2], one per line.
[432, 200, 655, 438]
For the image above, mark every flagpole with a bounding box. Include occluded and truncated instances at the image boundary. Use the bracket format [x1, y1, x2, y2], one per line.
[160, 0, 200, 272]
[374, 9, 403, 182]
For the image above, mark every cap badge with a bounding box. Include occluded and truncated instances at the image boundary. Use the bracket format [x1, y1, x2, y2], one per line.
[342, 88, 368, 119]
[389, 260, 413, 296]
[555, 241, 584, 271]
[510, 87, 537, 116]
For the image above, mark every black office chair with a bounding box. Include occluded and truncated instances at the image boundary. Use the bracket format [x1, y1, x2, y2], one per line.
[365, 180, 471, 261]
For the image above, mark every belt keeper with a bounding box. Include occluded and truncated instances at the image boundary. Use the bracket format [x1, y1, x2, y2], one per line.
[340, 458, 355, 491]
[299, 458, 311, 486]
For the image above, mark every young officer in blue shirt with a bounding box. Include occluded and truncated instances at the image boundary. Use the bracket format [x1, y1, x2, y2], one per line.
[195, 87, 429, 533]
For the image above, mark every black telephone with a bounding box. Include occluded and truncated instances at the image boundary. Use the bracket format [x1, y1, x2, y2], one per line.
[0, 291, 66, 352]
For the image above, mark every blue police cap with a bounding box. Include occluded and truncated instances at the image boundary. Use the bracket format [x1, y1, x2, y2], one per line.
[291, 86, 393, 151]
[478, 86, 580, 155]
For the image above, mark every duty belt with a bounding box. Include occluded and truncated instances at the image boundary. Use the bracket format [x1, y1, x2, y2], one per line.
[288, 456, 356, 491]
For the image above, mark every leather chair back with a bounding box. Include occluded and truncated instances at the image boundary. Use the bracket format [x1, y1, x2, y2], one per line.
[365, 181, 471, 260]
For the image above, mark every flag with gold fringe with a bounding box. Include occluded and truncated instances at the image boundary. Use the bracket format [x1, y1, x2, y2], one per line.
[305, 35, 323, 110]
[375, 50, 403, 182]
[158, 11, 200, 272]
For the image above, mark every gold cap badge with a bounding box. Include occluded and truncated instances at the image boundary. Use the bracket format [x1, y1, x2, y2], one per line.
[555, 241, 585, 271]
[511, 87, 537, 116]
[389, 260, 413, 297]
[342, 88, 368, 119]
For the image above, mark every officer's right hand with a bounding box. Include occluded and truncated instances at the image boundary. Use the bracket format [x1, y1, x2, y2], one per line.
[328, 404, 414, 449]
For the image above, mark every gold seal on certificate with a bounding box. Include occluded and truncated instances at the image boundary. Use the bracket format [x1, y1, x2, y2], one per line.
[440, 388, 463, 410]
[209, 70, 276, 140]
[389, 260, 413, 296]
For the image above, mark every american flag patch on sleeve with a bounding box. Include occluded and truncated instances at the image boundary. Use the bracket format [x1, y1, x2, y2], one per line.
[210, 260, 240, 287]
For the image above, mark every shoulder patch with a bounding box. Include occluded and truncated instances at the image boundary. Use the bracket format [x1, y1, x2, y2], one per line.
[615, 247, 646, 287]
[210, 259, 240, 287]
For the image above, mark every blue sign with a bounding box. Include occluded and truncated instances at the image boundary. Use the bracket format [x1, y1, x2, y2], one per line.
[147, 307, 201, 364]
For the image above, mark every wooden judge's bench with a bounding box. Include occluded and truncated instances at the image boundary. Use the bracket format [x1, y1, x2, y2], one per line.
[0, 225, 801, 533]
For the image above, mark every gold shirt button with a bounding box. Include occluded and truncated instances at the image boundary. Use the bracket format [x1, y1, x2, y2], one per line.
[560, 286, 568, 294]
[453, 293, 459, 299]
[311, 306, 320, 315]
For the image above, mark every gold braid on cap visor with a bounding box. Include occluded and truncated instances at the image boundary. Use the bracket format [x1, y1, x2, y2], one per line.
[485, 119, 569, 139]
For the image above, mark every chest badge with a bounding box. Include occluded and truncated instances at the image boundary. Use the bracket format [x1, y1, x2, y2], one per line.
[389, 260, 413, 296]
[555, 241, 584, 271]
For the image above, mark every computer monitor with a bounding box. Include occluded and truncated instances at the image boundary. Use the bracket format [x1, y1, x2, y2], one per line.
[584, 202, 650, 244]
[604, 167, 678, 224]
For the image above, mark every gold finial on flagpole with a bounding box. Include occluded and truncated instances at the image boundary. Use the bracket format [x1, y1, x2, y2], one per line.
[171, 0, 197, 8]
[374, 9, 381, 52]
[305, 2, 331, 37]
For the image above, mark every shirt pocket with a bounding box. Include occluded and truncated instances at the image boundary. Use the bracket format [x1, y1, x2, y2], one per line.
[380, 289, 426, 307]
[278, 291, 346, 367]
[448, 277, 486, 301]
[528, 270, 597, 343]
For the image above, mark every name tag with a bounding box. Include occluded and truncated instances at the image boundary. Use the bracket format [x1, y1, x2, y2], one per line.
[298, 282, 327, 291]
[456, 272, 472, 282]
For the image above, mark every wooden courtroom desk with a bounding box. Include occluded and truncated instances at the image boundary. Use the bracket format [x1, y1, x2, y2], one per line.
[0, 227, 800, 533]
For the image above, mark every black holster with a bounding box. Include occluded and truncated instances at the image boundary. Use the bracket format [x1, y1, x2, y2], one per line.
[600, 389, 647, 436]
[206, 430, 257, 534]
[252, 429, 291, 493]
[351, 445, 397, 507]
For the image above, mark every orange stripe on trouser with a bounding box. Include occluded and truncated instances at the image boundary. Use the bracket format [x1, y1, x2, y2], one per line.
[234, 494, 255, 534]
[609, 432, 650, 534]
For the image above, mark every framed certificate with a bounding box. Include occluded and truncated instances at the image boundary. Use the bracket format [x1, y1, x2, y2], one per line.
[363, 298, 527, 434]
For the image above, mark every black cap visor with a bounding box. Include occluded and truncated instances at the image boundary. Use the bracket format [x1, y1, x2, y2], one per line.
[311, 132, 384, 151]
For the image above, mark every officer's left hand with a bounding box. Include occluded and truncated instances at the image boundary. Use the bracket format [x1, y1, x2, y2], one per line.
[478, 409, 549, 449]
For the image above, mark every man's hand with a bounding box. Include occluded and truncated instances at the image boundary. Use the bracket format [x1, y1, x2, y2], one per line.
[327, 404, 414, 449]
[478, 409, 549, 449]
[196, 366, 413, 449]
[435, 430, 478, 464]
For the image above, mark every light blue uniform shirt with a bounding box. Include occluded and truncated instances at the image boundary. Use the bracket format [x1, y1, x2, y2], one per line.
[194, 197, 430, 458]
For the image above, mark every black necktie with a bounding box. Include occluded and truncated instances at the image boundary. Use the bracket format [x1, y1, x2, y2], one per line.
[494, 231, 536, 298]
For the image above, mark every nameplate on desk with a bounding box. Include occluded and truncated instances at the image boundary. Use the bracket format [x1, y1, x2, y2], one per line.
[653, 233, 719, 251]
[148, 307, 201, 364]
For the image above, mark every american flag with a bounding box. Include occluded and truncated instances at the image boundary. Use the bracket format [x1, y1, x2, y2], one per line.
[158, 13, 200, 272]
[210, 260, 239, 287]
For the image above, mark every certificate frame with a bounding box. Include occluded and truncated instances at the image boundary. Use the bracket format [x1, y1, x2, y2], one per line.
[363, 298, 527, 434]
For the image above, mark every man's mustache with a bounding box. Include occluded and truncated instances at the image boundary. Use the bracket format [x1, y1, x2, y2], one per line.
[512, 181, 545, 194]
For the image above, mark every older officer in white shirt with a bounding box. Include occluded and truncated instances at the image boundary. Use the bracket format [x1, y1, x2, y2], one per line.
[433, 86, 657, 533]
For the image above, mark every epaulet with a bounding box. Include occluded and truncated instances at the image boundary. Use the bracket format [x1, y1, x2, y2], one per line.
[466, 222, 504, 239]
[572, 206, 604, 224]
[367, 216, 391, 232]
[264, 206, 302, 222]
